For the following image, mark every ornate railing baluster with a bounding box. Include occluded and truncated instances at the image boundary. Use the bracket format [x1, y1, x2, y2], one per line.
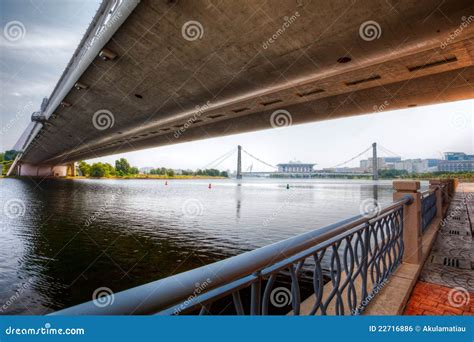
[288, 264, 301, 315]
[250, 272, 261, 315]
[360, 223, 370, 303]
[342, 235, 357, 314]
[261, 274, 277, 315]
[310, 252, 325, 315]
[232, 291, 245, 315]
[324, 243, 343, 315]
[198, 304, 211, 315]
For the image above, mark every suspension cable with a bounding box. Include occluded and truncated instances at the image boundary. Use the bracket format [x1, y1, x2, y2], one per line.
[202, 148, 236, 169]
[212, 151, 236, 168]
[378, 144, 401, 157]
[329, 145, 372, 168]
[242, 149, 277, 169]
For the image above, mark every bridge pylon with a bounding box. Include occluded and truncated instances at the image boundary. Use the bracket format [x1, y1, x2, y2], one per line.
[372, 142, 378, 181]
[236, 145, 242, 179]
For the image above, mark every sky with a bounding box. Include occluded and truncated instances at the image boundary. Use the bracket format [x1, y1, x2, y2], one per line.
[1, 0, 473, 172]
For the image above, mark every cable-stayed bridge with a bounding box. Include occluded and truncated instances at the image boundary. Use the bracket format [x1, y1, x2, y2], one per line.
[203, 143, 399, 180]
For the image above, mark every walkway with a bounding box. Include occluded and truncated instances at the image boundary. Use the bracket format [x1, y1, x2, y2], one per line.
[404, 183, 474, 315]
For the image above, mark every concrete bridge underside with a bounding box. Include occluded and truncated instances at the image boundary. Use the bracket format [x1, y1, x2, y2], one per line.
[15, 0, 474, 173]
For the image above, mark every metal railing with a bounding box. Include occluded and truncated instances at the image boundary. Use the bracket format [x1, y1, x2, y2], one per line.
[441, 184, 448, 206]
[51, 196, 412, 316]
[421, 189, 437, 233]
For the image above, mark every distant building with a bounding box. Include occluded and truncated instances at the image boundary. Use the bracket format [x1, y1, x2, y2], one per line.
[384, 157, 402, 164]
[437, 152, 474, 172]
[438, 160, 474, 172]
[360, 157, 398, 172]
[394, 159, 434, 173]
[426, 159, 441, 168]
[444, 152, 474, 161]
[277, 161, 315, 173]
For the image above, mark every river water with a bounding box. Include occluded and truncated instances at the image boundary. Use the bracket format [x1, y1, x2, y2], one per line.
[0, 177, 427, 314]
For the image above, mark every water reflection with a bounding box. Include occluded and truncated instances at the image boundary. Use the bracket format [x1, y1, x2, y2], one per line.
[0, 178, 426, 314]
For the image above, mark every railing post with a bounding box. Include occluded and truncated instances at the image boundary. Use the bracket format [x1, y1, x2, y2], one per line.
[393, 181, 422, 264]
[429, 180, 443, 218]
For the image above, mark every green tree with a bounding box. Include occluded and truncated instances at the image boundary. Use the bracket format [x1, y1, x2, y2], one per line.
[115, 158, 131, 176]
[90, 162, 115, 177]
[105, 163, 116, 176]
[78, 161, 91, 177]
[378, 169, 409, 179]
[4, 150, 17, 161]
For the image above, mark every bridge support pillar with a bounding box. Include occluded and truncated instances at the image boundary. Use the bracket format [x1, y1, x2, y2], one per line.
[393, 181, 422, 265]
[372, 142, 378, 181]
[15, 163, 68, 177]
[66, 162, 77, 177]
[236, 145, 242, 179]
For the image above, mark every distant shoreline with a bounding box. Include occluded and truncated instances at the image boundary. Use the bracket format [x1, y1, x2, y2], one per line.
[67, 175, 227, 180]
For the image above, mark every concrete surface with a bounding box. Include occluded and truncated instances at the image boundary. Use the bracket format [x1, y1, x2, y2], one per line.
[14, 0, 474, 167]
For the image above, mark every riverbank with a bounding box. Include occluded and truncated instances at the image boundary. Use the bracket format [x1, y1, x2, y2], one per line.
[66, 175, 227, 180]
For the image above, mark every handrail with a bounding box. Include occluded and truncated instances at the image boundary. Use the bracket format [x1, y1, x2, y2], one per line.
[51, 195, 413, 315]
[421, 189, 437, 232]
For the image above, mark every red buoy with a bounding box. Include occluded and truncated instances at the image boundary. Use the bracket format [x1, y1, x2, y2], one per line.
[208, 183, 212, 189]
[165, 181, 168, 186]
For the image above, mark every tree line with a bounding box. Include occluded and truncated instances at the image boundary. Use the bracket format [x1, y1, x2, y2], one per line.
[78, 158, 139, 177]
[78, 158, 228, 178]
[0, 150, 17, 175]
[148, 168, 228, 177]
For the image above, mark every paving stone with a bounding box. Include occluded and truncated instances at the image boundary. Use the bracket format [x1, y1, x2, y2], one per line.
[404, 282, 473, 316]
[404, 188, 474, 315]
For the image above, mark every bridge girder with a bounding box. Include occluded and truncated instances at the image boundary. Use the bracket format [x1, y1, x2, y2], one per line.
[16, 0, 474, 166]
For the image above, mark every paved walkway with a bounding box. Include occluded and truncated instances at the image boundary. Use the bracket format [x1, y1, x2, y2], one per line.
[404, 183, 474, 316]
